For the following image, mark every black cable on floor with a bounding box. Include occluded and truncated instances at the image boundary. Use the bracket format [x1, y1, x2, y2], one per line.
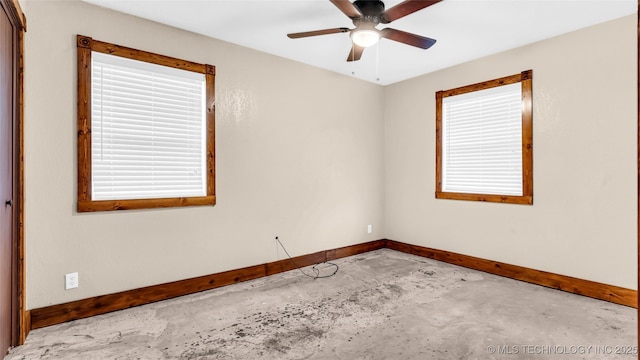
[275, 236, 339, 279]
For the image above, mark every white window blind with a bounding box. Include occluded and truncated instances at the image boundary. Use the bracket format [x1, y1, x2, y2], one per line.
[441, 82, 523, 196]
[91, 52, 206, 201]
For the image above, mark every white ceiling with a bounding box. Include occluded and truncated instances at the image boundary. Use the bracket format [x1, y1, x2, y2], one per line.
[83, 0, 636, 85]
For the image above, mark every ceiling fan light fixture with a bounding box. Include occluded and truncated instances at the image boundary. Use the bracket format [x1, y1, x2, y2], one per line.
[351, 29, 379, 47]
[287, 0, 440, 62]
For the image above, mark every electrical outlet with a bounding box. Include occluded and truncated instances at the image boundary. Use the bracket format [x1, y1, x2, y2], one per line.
[65, 272, 78, 290]
[367, 224, 372, 234]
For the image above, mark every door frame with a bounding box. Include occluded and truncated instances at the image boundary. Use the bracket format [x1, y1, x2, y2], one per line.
[0, 0, 25, 347]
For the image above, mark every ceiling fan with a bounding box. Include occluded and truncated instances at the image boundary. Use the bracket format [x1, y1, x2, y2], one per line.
[287, 0, 441, 62]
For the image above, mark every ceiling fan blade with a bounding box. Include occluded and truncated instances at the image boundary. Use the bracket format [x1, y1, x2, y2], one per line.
[380, 28, 436, 49]
[347, 44, 365, 62]
[330, 0, 362, 19]
[380, 0, 442, 24]
[287, 27, 350, 39]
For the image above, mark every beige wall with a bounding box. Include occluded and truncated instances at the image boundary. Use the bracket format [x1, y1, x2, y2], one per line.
[22, 0, 385, 309]
[21, 0, 637, 310]
[384, 15, 637, 289]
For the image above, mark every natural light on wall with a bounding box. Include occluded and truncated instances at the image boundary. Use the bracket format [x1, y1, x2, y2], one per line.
[441, 82, 523, 196]
[91, 52, 207, 201]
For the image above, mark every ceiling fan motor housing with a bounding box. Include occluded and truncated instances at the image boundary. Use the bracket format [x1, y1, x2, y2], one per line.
[353, 0, 385, 24]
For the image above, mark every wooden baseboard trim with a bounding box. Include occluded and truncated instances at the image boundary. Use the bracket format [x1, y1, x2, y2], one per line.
[29, 238, 635, 331]
[266, 241, 386, 276]
[385, 239, 637, 308]
[30, 240, 386, 330]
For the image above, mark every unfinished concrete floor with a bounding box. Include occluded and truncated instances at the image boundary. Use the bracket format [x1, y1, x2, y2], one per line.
[6, 249, 637, 359]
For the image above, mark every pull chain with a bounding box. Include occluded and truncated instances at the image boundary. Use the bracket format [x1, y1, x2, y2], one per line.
[350, 41, 381, 81]
[375, 41, 380, 82]
[351, 43, 356, 76]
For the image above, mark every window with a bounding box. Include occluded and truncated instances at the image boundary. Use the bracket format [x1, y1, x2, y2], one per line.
[436, 70, 532, 205]
[77, 35, 216, 212]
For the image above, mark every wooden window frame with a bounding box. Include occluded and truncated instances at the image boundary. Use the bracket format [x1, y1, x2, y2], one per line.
[76, 35, 216, 212]
[435, 70, 533, 205]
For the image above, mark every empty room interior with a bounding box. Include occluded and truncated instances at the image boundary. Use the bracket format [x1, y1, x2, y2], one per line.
[1, 0, 639, 359]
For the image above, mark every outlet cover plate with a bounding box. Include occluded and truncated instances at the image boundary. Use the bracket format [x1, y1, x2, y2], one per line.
[65, 272, 78, 290]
